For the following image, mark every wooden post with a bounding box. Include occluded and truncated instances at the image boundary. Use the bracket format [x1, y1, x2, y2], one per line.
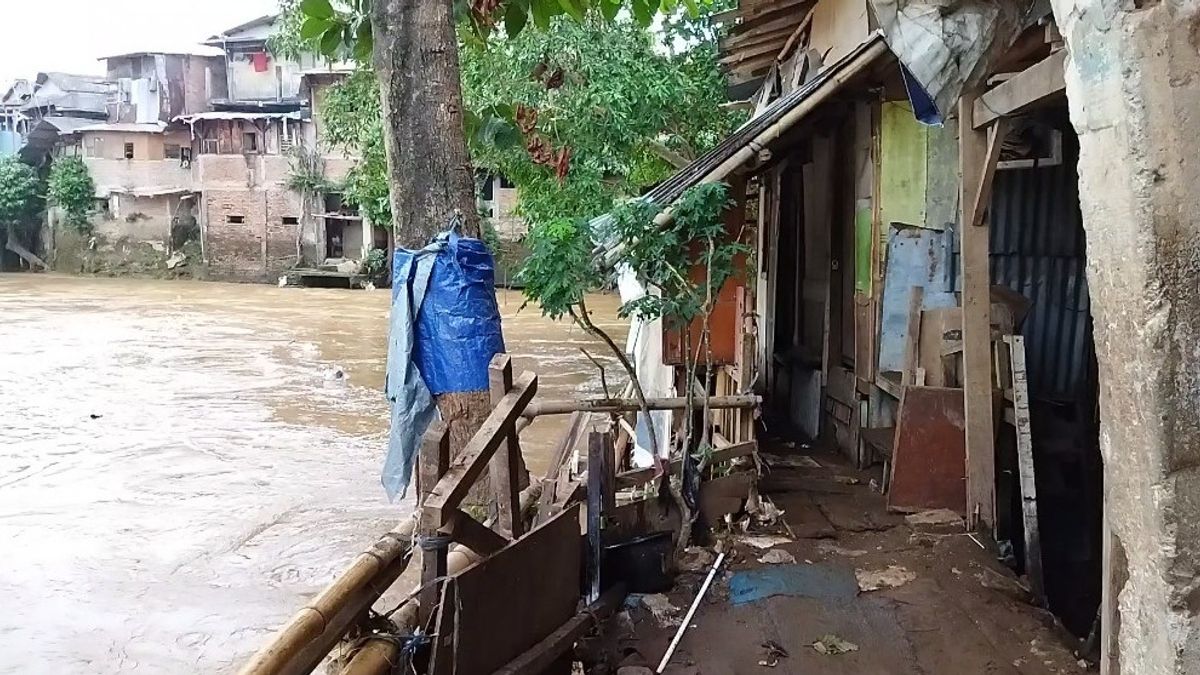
[1005, 335, 1044, 603]
[958, 92, 998, 532]
[488, 354, 524, 538]
[419, 423, 450, 627]
[587, 421, 614, 604]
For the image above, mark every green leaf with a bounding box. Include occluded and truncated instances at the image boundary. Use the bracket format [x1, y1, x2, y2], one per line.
[530, 0, 559, 30]
[557, 0, 585, 21]
[631, 0, 655, 27]
[504, 0, 529, 36]
[353, 20, 374, 62]
[320, 26, 343, 56]
[300, 17, 332, 40]
[682, 0, 699, 16]
[300, 0, 334, 20]
[599, 0, 620, 21]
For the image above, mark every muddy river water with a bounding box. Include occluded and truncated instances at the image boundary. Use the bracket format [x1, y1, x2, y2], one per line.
[0, 274, 626, 674]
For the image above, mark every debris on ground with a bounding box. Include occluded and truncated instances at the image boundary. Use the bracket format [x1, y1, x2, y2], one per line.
[908, 531, 943, 547]
[977, 567, 1034, 604]
[760, 452, 821, 469]
[678, 546, 716, 573]
[832, 475, 861, 485]
[736, 534, 793, 549]
[758, 640, 789, 666]
[636, 593, 680, 627]
[757, 549, 797, 565]
[817, 542, 869, 558]
[616, 667, 654, 675]
[904, 509, 965, 531]
[855, 565, 917, 592]
[811, 634, 859, 655]
[165, 251, 187, 269]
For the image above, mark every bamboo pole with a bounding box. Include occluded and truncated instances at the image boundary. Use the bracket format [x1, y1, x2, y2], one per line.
[522, 394, 760, 418]
[339, 482, 545, 675]
[237, 515, 419, 675]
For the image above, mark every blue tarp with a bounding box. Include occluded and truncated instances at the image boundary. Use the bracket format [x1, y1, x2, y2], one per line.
[382, 229, 504, 500]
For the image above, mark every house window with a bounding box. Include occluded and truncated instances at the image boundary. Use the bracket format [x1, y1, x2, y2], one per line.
[227, 215, 245, 224]
[499, 174, 515, 189]
[479, 175, 495, 201]
[200, 139, 218, 155]
[123, 142, 135, 160]
[179, 147, 193, 166]
[282, 216, 299, 225]
[243, 132, 259, 153]
[164, 144, 181, 160]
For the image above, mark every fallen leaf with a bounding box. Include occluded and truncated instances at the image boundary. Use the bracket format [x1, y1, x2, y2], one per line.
[855, 565, 916, 592]
[811, 634, 859, 655]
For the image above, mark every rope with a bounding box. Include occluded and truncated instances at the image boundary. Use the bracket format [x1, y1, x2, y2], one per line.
[418, 534, 452, 551]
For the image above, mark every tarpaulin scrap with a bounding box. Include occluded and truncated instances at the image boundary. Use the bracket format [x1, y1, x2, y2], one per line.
[382, 229, 504, 500]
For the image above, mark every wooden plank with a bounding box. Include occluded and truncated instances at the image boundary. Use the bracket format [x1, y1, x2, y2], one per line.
[776, 5, 816, 62]
[614, 441, 757, 490]
[418, 423, 450, 627]
[887, 386, 967, 514]
[902, 286, 925, 386]
[969, 119, 1009, 228]
[958, 92, 996, 532]
[1006, 335, 1045, 603]
[443, 509, 508, 557]
[451, 505, 582, 675]
[973, 50, 1067, 128]
[535, 411, 588, 525]
[918, 308, 963, 388]
[488, 354, 524, 538]
[428, 579, 456, 675]
[424, 371, 538, 525]
[587, 422, 613, 603]
[494, 585, 627, 675]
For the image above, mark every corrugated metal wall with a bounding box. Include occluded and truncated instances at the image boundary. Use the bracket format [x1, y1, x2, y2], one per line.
[988, 127, 1094, 402]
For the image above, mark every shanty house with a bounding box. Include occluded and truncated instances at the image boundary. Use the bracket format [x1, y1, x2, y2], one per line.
[203, 15, 324, 110]
[625, 0, 1103, 647]
[101, 50, 228, 123]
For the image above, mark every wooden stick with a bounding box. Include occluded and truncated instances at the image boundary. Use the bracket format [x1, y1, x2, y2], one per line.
[587, 421, 614, 603]
[418, 423, 450, 627]
[523, 394, 760, 418]
[775, 5, 815, 64]
[534, 411, 588, 526]
[1006, 335, 1045, 604]
[424, 371, 538, 526]
[615, 441, 757, 490]
[493, 584, 628, 675]
[488, 355, 524, 538]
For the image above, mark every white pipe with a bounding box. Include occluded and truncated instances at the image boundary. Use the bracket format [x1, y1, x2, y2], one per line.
[655, 551, 726, 673]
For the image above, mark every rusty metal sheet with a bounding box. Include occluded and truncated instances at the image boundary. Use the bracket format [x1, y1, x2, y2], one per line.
[450, 504, 581, 675]
[887, 385, 966, 514]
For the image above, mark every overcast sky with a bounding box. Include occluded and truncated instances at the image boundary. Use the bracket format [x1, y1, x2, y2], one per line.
[0, 0, 279, 87]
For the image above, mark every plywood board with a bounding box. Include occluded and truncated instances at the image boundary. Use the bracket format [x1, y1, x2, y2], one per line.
[918, 308, 963, 387]
[887, 386, 967, 514]
[450, 505, 582, 675]
[879, 101, 929, 230]
[877, 225, 956, 373]
[810, 0, 871, 65]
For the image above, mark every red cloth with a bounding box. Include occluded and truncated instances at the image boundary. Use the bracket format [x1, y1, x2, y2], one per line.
[251, 52, 270, 72]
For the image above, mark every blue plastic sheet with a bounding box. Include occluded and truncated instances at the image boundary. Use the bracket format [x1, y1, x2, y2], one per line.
[382, 229, 504, 500]
[412, 231, 505, 395]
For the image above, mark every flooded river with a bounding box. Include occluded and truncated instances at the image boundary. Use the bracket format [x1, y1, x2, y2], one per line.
[0, 274, 626, 674]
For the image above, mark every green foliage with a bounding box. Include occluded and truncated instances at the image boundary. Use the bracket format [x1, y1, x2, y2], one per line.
[289, 0, 720, 62]
[517, 217, 596, 319]
[0, 157, 40, 232]
[47, 156, 97, 233]
[316, 69, 392, 226]
[285, 145, 334, 196]
[361, 247, 388, 280]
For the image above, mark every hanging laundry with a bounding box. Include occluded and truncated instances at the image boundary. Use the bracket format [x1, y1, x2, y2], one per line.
[251, 52, 270, 73]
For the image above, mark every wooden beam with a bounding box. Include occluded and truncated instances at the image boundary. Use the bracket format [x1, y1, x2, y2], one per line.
[615, 441, 757, 490]
[523, 394, 759, 418]
[1006, 335, 1045, 604]
[488, 355, 524, 538]
[492, 584, 627, 675]
[775, 5, 816, 63]
[534, 411, 588, 526]
[442, 509, 508, 557]
[973, 50, 1066, 128]
[425, 372, 538, 525]
[958, 92, 996, 532]
[969, 119, 1008, 227]
[418, 423, 450, 627]
[586, 421, 614, 603]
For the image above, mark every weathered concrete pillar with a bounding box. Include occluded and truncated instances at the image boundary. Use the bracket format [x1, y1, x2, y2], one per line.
[1049, 2, 1200, 673]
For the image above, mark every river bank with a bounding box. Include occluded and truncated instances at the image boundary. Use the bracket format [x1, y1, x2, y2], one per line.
[0, 274, 625, 673]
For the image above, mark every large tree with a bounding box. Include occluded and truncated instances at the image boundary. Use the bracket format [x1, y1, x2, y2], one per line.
[290, 0, 727, 495]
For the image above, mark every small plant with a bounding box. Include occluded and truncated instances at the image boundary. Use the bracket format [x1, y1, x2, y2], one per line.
[47, 156, 96, 233]
[0, 157, 41, 236]
[520, 182, 746, 559]
[361, 247, 388, 282]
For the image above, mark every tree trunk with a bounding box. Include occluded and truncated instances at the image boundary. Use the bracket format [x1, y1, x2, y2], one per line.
[371, 0, 520, 506]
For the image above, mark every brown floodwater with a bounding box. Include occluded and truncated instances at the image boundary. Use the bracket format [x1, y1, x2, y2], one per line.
[0, 274, 626, 674]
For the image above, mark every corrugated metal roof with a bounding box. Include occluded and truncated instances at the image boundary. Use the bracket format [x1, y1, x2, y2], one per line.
[632, 31, 887, 210]
[76, 122, 169, 134]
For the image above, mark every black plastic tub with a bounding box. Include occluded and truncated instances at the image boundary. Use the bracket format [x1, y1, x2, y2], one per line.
[604, 531, 674, 593]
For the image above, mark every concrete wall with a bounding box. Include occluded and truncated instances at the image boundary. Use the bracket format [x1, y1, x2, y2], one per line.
[1049, 1, 1200, 673]
[225, 47, 312, 102]
[84, 130, 190, 161]
[93, 193, 176, 243]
